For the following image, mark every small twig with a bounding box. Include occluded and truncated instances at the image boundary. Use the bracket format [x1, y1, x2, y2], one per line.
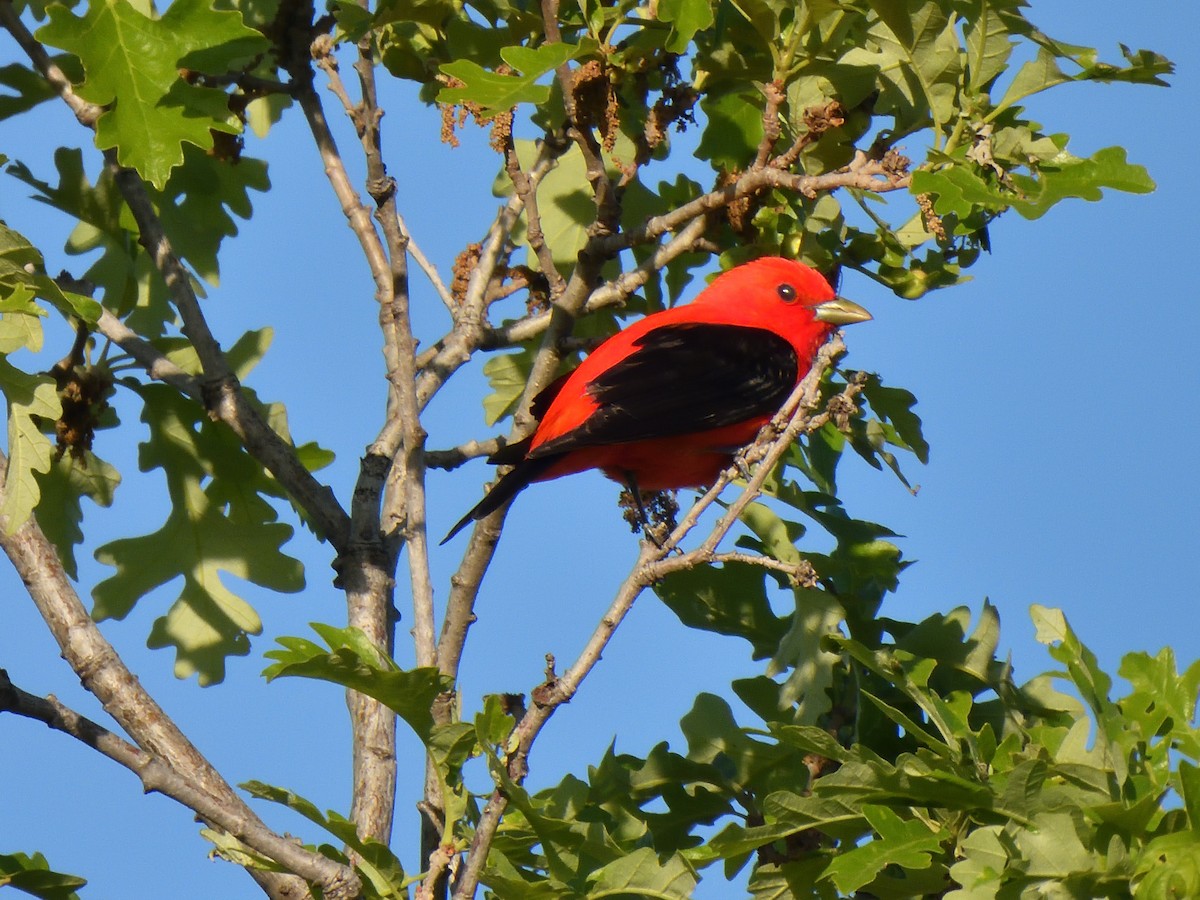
[753, 80, 785, 169]
[412, 141, 562, 411]
[493, 214, 710, 347]
[396, 214, 456, 311]
[426, 438, 504, 472]
[603, 153, 909, 257]
[0, 2, 100, 128]
[416, 841, 458, 900]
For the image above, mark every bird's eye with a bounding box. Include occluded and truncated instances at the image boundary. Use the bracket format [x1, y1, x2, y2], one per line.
[777, 283, 797, 303]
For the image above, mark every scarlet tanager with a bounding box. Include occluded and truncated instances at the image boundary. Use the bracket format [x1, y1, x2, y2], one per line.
[442, 256, 871, 544]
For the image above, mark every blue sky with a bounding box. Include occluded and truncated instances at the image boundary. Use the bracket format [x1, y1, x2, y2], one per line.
[1, 1, 1196, 896]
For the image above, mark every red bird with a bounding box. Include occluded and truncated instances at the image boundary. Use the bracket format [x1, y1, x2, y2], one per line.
[442, 257, 871, 544]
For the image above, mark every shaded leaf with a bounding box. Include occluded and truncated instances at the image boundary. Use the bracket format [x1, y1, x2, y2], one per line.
[587, 846, 697, 897]
[92, 387, 304, 684]
[34, 451, 120, 579]
[653, 561, 785, 660]
[822, 805, 946, 893]
[0, 359, 61, 531]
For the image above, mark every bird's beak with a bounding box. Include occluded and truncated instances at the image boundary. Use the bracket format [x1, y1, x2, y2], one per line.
[814, 296, 872, 325]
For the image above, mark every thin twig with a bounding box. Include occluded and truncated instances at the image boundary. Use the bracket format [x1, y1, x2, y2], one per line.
[753, 80, 785, 169]
[602, 154, 909, 257]
[396, 214, 456, 311]
[426, 438, 504, 472]
[411, 140, 563, 412]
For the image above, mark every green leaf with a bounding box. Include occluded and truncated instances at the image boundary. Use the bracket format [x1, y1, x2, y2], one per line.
[34, 451, 120, 579]
[1016, 811, 1093, 878]
[1031, 606, 1114, 717]
[995, 47, 1071, 112]
[695, 90, 763, 169]
[914, 144, 1155, 224]
[148, 145, 271, 287]
[92, 387, 304, 685]
[497, 140, 594, 276]
[860, 375, 929, 464]
[946, 825, 1007, 896]
[240, 780, 407, 895]
[1008, 146, 1156, 219]
[822, 805, 946, 893]
[885, 602, 1003, 687]
[37, 0, 269, 188]
[770, 723, 849, 762]
[657, 0, 714, 53]
[5, 152, 137, 324]
[0, 852, 86, 900]
[653, 561, 785, 660]
[961, 0, 1015, 92]
[865, 0, 914, 49]
[1134, 832, 1200, 899]
[0, 60, 65, 121]
[680, 694, 808, 797]
[1119, 649, 1200, 764]
[0, 286, 46, 354]
[724, 0, 779, 47]
[482, 347, 534, 427]
[439, 42, 586, 116]
[264, 624, 452, 741]
[0, 359, 61, 531]
[847, 1, 962, 133]
[0, 222, 101, 323]
[734, 499, 847, 723]
[586, 846, 697, 898]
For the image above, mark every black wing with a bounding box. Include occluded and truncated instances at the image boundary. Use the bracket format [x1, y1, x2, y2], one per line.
[530, 322, 797, 458]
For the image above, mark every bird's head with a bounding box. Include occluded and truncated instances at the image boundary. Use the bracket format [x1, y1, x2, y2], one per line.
[699, 256, 872, 328]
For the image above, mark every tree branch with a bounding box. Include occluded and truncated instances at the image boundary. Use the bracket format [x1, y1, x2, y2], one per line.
[294, 29, 409, 854]
[0, 670, 359, 898]
[0, 452, 357, 899]
[109, 156, 351, 545]
[95, 309, 202, 396]
[601, 153, 910, 257]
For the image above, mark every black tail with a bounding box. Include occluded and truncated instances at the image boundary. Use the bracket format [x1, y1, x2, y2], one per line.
[440, 454, 559, 545]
